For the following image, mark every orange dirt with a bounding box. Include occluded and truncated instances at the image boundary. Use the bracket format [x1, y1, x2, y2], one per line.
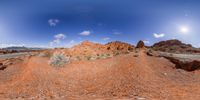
[1, 50, 200, 99]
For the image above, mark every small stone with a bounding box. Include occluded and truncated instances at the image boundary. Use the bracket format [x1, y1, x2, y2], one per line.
[135, 97, 146, 100]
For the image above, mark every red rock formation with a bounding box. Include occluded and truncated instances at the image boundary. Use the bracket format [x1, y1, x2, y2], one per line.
[136, 40, 145, 48]
[64, 40, 106, 56]
[164, 56, 200, 71]
[62, 41, 134, 57]
[152, 39, 200, 53]
[105, 41, 134, 52]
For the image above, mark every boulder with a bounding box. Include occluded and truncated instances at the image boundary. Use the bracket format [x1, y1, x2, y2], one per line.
[136, 40, 145, 48]
[0, 63, 7, 70]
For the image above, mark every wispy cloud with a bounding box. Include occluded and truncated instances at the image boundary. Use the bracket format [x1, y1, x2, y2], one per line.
[66, 40, 77, 48]
[54, 33, 66, 39]
[50, 33, 66, 46]
[153, 33, 165, 38]
[143, 40, 150, 44]
[48, 19, 60, 26]
[79, 31, 91, 36]
[102, 37, 110, 41]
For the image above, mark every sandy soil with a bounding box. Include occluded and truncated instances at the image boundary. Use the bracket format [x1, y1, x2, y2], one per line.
[1, 50, 200, 100]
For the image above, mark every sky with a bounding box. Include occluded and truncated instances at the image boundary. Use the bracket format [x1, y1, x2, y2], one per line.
[0, 0, 200, 48]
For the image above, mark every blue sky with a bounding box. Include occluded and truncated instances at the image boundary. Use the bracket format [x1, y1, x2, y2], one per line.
[0, 0, 200, 48]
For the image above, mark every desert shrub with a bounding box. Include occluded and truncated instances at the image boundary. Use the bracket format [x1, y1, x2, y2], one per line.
[38, 52, 52, 58]
[99, 54, 107, 58]
[90, 56, 98, 60]
[86, 56, 92, 60]
[135, 49, 139, 53]
[128, 47, 134, 52]
[96, 56, 101, 59]
[49, 52, 70, 67]
[114, 52, 120, 56]
[106, 53, 111, 56]
[124, 51, 130, 54]
[75, 56, 82, 61]
[38, 53, 48, 57]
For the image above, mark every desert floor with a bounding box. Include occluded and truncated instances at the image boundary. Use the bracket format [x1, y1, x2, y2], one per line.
[1, 50, 200, 100]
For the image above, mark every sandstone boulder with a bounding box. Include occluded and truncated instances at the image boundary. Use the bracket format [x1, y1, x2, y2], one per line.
[136, 40, 145, 48]
[0, 63, 7, 70]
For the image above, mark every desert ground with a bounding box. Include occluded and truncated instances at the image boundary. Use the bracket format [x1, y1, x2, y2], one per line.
[1, 40, 200, 100]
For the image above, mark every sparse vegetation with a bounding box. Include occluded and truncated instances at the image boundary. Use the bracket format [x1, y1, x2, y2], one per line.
[124, 51, 130, 54]
[135, 49, 139, 53]
[86, 56, 92, 60]
[38, 52, 52, 58]
[128, 47, 134, 52]
[99, 54, 106, 58]
[90, 56, 97, 60]
[49, 52, 70, 67]
[114, 52, 120, 56]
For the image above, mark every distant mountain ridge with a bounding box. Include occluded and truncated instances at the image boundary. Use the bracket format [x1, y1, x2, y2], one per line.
[1, 46, 45, 51]
[0, 46, 45, 54]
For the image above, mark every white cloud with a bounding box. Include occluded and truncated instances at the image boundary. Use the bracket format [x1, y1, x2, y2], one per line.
[102, 37, 110, 41]
[54, 33, 66, 40]
[66, 40, 77, 48]
[48, 19, 60, 26]
[79, 31, 91, 36]
[153, 33, 165, 38]
[50, 33, 66, 46]
[52, 39, 60, 44]
[143, 40, 150, 44]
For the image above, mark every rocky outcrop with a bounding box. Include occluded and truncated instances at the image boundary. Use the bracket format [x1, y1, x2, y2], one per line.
[105, 41, 134, 52]
[62, 41, 135, 57]
[152, 39, 200, 54]
[136, 40, 145, 48]
[0, 63, 6, 70]
[64, 41, 106, 56]
[146, 49, 200, 71]
[164, 56, 200, 71]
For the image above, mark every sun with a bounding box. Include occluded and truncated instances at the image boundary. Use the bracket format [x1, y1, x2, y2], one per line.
[180, 26, 189, 33]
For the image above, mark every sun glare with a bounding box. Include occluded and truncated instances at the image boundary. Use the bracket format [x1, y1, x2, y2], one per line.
[180, 26, 189, 33]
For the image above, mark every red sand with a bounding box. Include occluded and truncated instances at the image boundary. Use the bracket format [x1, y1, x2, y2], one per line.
[1, 50, 200, 99]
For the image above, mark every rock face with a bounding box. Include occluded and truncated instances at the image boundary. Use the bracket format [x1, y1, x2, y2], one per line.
[164, 57, 200, 71]
[136, 40, 145, 48]
[147, 49, 200, 71]
[64, 41, 106, 56]
[0, 63, 6, 70]
[63, 41, 135, 57]
[105, 41, 134, 52]
[152, 39, 200, 53]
